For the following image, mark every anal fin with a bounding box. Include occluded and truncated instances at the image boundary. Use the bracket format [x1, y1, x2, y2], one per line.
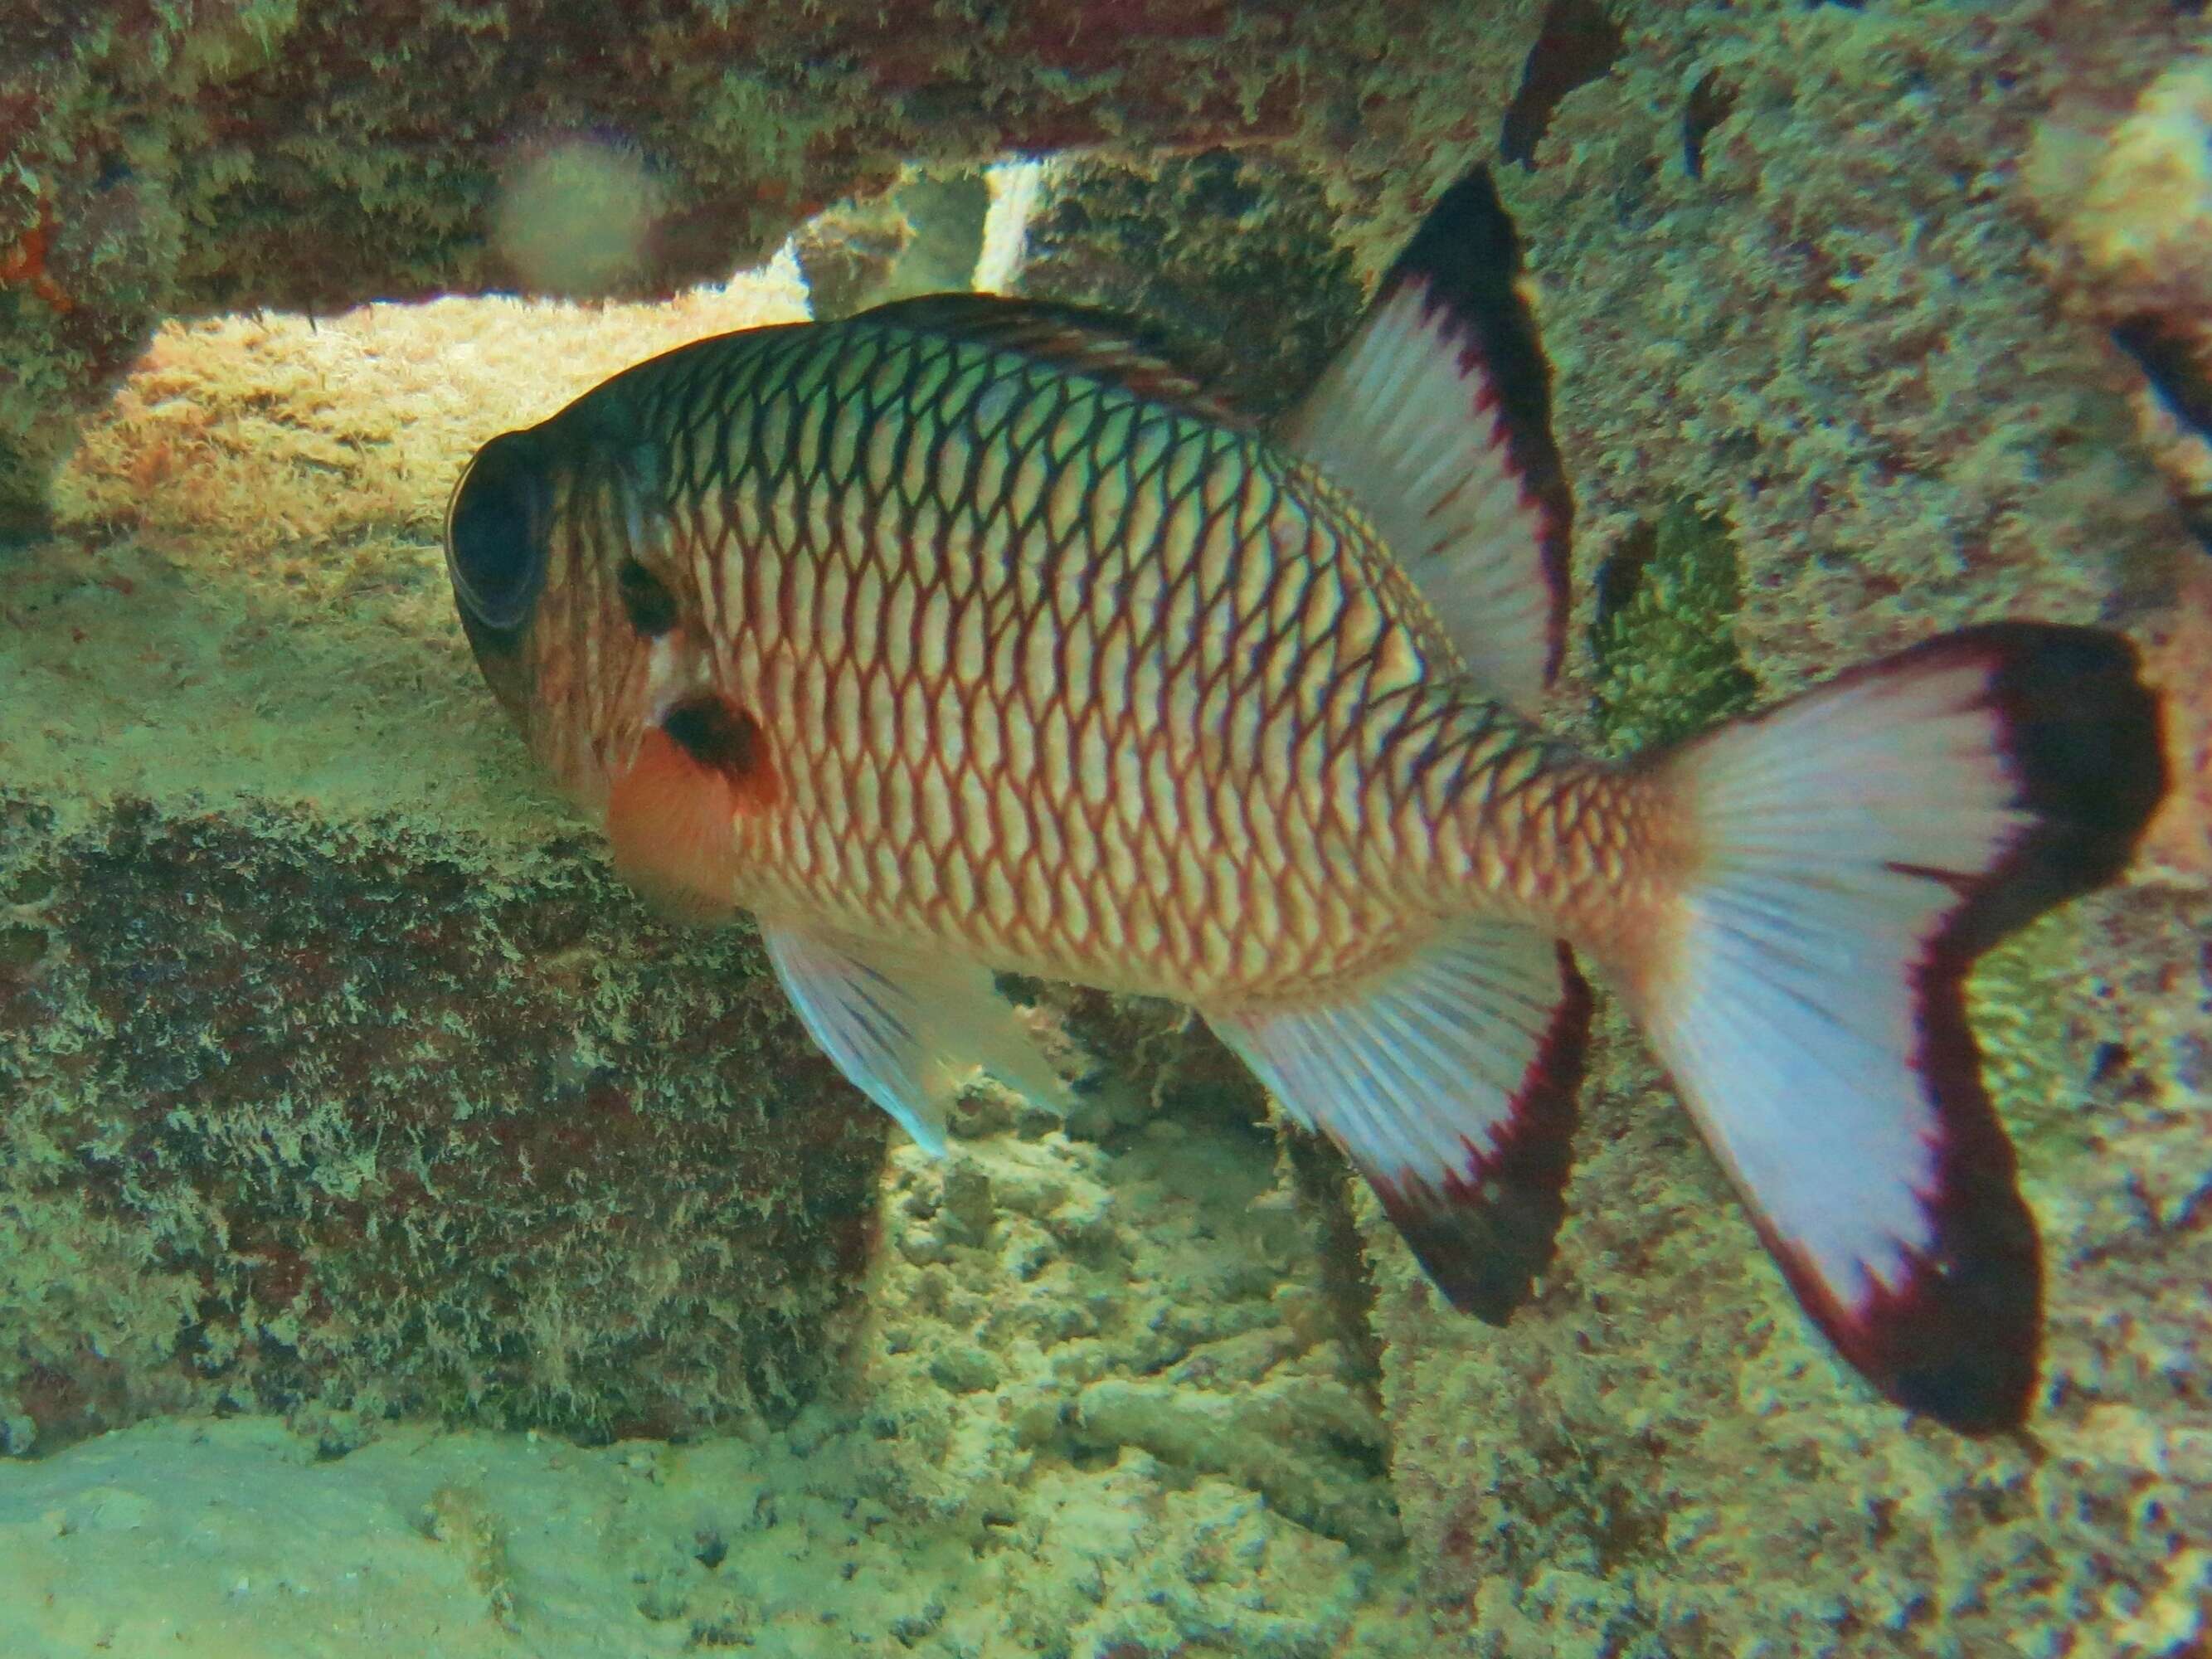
[761, 924, 1070, 1155]
[1205, 922, 1592, 1319]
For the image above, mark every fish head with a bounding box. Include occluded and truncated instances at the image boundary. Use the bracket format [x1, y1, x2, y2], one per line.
[445, 418, 756, 922]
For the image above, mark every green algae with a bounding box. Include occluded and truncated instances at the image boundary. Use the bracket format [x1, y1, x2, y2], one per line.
[1587, 502, 1758, 757]
[1966, 907, 2111, 1179]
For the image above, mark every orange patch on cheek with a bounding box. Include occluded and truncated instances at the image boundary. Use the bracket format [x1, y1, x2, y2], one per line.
[605, 698, 780, 924]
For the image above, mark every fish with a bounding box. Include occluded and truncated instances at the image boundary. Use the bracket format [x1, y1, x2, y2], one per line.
[444, 168, 2168, 1436]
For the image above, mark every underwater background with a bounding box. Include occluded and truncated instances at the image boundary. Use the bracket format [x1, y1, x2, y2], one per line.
[0, 0, 2207, 1654]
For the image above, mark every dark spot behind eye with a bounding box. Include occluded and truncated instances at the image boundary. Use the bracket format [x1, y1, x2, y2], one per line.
[664, 695, 766, 785]
[620, 558, 679, 637]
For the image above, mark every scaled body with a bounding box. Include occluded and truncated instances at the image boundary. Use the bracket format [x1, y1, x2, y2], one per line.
[497, 313, 1604, 1004]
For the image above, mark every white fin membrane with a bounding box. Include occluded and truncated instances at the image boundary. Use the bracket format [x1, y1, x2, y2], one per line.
[1636, 623, 2165, 1433]
[761, 925, 1070, 1155]
[1206, 920, 1591, 1320]
[1277, 170, 1573, 713]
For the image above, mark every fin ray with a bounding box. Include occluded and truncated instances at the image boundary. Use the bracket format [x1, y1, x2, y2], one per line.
[761, 925, 1070, 1155]
[858, 293, 1247, 426]
[1635, 622, 2166, 1433]
[1277, 168, 1572, 712]
[1206, 922, 1591, 1319]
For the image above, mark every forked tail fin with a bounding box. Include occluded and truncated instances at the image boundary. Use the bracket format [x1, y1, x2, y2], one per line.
[1630, 622, 2166, 1433]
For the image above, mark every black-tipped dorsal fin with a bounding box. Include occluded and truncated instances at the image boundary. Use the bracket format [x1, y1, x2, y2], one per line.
[1277, 168, 1573, 714]
[858, 294, 1251, 427]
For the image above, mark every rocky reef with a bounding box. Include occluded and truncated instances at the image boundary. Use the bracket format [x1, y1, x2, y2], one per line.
[0, 0, 2207, 1655]
[0, 270, 902, 1452]
[0, 0, 1540, 538]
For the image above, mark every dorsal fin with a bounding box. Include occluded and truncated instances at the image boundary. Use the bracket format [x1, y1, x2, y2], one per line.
[857, 293, 1251, 427]
[1276, 168, 1574, 713]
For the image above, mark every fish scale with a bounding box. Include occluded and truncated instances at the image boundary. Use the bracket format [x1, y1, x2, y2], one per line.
[527, 315, 1555, 1000]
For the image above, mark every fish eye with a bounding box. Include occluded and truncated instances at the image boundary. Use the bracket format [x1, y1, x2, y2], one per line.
[445, 431, 552, 633]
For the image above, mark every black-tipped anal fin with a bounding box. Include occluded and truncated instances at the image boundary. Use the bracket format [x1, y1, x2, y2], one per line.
[1208, 928, 1591, 1321]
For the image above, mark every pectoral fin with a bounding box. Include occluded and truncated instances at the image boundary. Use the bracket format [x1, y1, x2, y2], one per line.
[760, 925, 1070, 1155]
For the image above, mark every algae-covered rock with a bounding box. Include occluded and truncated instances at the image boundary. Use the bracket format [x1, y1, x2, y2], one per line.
[0, 0, 1545, 538]
[794, 167, 997, 322]
[1017, 148, 1368, 421]
[0, 798, 885, 1445]
[1500, 0, 2197, 688]
[0, 265, 904, 1447]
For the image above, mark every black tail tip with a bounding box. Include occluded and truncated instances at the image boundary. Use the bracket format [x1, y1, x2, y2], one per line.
[1896, 1350, 2039, 1438]
[1942, 621, 2167, 951]
[1872, 619, 2158, 1436]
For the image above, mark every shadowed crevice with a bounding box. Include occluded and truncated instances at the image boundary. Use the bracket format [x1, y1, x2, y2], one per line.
[1500, 0, 1626, 168]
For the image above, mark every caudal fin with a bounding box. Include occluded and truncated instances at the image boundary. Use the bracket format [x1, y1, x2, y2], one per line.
[1632, 622, 2166, 1433]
